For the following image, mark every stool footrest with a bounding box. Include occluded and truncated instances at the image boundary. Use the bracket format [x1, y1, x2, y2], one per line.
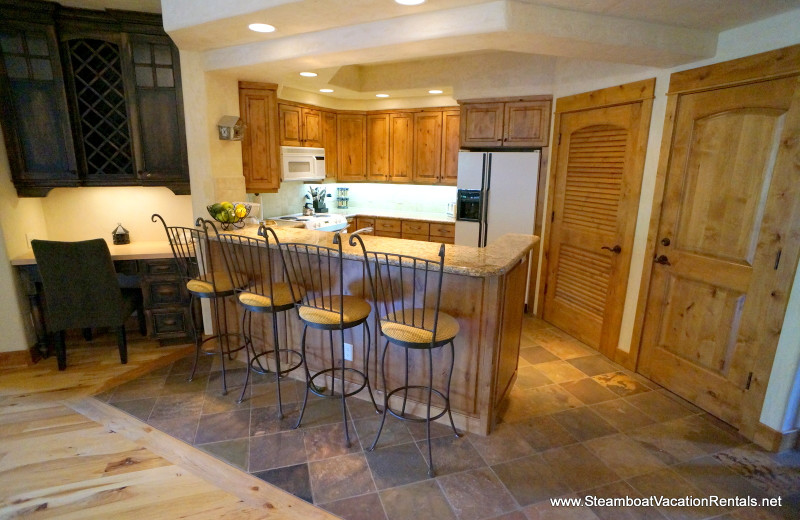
[307, 366, 369, 399]
[384, 385, 450, 423]
[250, 348, 303, 376]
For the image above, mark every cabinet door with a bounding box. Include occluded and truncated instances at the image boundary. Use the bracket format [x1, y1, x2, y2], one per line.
[460, 102, 503, 148]
[440, 109, 460, 185]
[389, 112, 413, 183]
[240, 82, 280, 192]
[338, 113, 366, 181]
[366, 113, 389, 181]
[302, 107, 323, 147]
[413, 111, 442, 184]
[0, 21, 78, 196]
[322, 111, 337, 179]
[503, 100, 551, 147]
[278, 103, 302, 146]
[129, 34, 189, 191]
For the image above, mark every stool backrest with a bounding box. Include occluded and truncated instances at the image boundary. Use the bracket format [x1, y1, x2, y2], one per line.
[151, 214, 216, 289]
[350, 233, 446, 340]
[216, 225, 280, 301]
[276, 231, 346, 325]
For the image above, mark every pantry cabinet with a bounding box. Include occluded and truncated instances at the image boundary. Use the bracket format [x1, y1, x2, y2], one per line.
[239, 82, 281, 193]
[460, 97, 551, 148]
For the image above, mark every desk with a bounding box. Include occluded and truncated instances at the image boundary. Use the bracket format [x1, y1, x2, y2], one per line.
[12, 241, 194, 356]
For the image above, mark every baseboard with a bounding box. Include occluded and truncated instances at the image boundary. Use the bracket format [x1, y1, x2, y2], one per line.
[753, 421, 799, 452]
[0, 347, 38, 368]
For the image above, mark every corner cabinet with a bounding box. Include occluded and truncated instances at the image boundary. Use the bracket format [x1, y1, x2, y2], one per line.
[0, 2, 190, 197]
[239, 82, 280, 193]
[460, 97, 551, 148]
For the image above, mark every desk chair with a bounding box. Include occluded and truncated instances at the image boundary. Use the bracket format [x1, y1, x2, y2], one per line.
[279, 231, 378, 447]
[216, 225, 304, 407]
[350, 234, 460, 477]
[152, 214, 243, 395]
[31, 238, 145, 371]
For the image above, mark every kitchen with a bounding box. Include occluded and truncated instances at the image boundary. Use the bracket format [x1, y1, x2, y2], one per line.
[1, 0, 800, 518]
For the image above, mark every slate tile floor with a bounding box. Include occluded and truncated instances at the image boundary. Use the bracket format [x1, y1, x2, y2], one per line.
[96, 317, 800, 520]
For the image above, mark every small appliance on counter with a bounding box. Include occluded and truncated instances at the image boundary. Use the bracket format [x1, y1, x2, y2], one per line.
[336, 187, 349, 209]
[112, 223, 130, 244]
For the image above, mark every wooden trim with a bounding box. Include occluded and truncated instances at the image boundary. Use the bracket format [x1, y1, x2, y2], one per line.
[668, 44, 800, 94]
[239, 81, 277, 91]
[753, 422, 800, 453]
[529, 145, 549, 316]
[537, 116, 561, 319]
[458, 94, 553, 105]
[556, 78, 656, 113]
[0, 348, 38, 368]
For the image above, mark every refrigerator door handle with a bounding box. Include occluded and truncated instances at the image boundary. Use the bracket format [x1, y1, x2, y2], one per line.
[481, 153, 492, 247]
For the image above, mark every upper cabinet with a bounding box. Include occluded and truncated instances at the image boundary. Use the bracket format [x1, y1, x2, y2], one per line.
[278, 102, 323, 148]
[366, 113, 389, 182]
[337, 112, 367, 182]
[0, 2, 189, 196]
[441, 109, 460, 185]
[413, 111, 442, 184]
[321, 111, 337, 179]
[239, 82, 280, 193]
[460, 97, 551, 149]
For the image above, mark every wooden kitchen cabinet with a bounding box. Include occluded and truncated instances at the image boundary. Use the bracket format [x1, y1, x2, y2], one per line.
[402, 220, 430, 240]
[355, 217, 375, 234]
[278, 102, 323, 147]
[239, 81, 281, 193]
[389, 112, 414, 183]
[374, 217, 402, 237]
[366, 113, 389, 181]
[337, 112, 367, 181]
[322, 111, 338, 179]
[430, 222, 455, 244]
[460, 97, 551, 148]
[440, 109, 460, 185]
[413, 111, 442, 184]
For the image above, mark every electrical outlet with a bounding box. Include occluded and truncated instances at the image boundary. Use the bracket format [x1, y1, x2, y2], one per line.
[343, 342, 353, 361]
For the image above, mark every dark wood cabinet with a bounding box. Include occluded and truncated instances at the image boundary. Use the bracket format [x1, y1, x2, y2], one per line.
[0, 1, 189, 196]
[139, 258, 194, 343]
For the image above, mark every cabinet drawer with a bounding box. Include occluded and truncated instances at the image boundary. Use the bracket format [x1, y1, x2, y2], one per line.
[429, 222, 455, 238]
[375, 218, 401, 233]
[402, 233, 429, 242]
[143, 279, 187, 306]
[140, 258, 181, 276]
[147, 308, 193, 339]
[402, 221, 430, 236]
[430, 235, 455, 245]
[356, 217, 375, 234]
[375, 231, 402, 239]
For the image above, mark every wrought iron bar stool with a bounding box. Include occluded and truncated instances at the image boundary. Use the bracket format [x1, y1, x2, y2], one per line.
[152, 214, 244, 396]
[351, 233, 460, 477]
[279, 231, 378, 447]
[216, 224, 305, 408]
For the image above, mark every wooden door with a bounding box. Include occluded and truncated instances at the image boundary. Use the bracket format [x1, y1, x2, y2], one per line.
[440, 109, 460, 185]
[544, 90, 652, 355]
[366, 113, 389, 181]
[239, 82, 280, 193]
[413, 111, 442, 184]
[389, 112, 413, 183]
[638, 75, 800, 428]
[337, 113, 366, 181]
[278, 103, 302, 146]
[460, 102, 503, 148]
[322, 111, 337, 179]
[503, 100, 551, 147]
[301, 108, 322, 147]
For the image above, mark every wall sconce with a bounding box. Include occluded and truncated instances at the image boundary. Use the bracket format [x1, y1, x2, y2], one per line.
[217, 115, 245, 141]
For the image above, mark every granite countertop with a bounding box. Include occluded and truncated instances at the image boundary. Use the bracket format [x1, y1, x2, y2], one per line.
[229, 224, 537, 277]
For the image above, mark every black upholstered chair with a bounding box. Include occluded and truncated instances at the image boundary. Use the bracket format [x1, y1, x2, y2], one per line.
[31, 238, 145, 371]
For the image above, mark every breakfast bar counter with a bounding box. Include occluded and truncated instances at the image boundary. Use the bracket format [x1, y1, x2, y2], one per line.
[217, 224, 538, 435]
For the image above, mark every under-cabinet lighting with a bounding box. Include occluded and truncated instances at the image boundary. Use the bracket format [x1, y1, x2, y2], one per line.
[248, 23, 275, 33]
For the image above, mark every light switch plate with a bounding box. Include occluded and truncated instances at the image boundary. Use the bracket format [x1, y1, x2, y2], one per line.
[343, 342, 353, 361]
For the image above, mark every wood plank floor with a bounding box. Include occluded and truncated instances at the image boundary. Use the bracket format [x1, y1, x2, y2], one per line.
[0, 333, 337, 519]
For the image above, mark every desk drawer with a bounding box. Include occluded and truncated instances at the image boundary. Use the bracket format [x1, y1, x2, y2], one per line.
[147, 307, 193, 339]
[143, 279, 187, 306]
[140, 258, 181, 276]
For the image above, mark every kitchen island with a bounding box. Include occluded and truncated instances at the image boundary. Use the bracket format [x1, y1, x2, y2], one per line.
[214, 224, 538, 435]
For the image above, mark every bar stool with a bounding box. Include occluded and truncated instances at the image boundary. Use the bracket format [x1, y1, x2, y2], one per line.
[350, 233, 460, 477]
[152, 214, 244, 395]
[278, 231, 378, 447]
[216, 224, 305, 408]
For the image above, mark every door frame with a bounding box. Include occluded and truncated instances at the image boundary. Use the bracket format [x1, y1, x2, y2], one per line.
[538, 78, 655, 365]
[630, 44, 800, 440]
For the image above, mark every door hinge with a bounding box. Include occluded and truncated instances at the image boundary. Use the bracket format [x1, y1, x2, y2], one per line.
[775, 249, 782, 270]
[745, 372, 754, 390]
[551, 211, 555, 222]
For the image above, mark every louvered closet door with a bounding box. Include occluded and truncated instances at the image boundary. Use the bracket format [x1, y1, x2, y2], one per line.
[544, 102, 645, 352]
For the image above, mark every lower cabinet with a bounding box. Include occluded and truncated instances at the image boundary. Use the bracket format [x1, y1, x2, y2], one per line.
[353, 216, 454, 244]
[139, 258, 194, 343]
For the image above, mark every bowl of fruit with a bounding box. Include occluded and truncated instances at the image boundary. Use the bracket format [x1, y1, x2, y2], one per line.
[207, 201, 251, 230]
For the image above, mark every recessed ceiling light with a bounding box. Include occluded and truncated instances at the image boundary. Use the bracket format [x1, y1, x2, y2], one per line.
[376, 94, 389, 98]
[320, 88, 334, 93]
[248, 23, 275, 33]
[299, 72, 317, 77]
[428, 89, 443, 94]
[395, 0, 426, 5]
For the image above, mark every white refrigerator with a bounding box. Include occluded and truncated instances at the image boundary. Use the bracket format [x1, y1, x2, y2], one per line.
[454, 150, 540, 247]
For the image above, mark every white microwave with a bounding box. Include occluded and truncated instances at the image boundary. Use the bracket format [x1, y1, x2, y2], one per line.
[280, 146, 326, 181]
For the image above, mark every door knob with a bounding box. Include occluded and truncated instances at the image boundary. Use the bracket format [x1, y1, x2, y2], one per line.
[661, 237, 671, 246]
[601, 245, 622, 254]
[655, 255, 671, 266]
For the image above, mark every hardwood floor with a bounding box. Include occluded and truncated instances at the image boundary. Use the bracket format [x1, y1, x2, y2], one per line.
[0, 332, 336, 519]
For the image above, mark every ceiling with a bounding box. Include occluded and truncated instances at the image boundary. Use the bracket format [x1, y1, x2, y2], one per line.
[58, 0, 800, 100]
